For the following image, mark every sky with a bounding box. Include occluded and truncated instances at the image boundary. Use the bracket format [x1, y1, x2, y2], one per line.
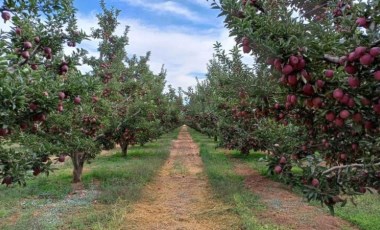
[71, 0, 252, 91]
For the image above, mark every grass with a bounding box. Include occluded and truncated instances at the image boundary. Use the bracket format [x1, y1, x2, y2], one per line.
[188, 128, 283, 230]
[0, 128, 180, 230]
[228, 142, 380, 230]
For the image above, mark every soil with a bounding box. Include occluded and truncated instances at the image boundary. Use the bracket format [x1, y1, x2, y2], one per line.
[123, 125, 240, 230]
[234, 163, 358, 230]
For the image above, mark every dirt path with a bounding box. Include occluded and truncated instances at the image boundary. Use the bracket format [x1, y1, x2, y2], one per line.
[234, 163, 358, 230]
[123, 125, 240, 230]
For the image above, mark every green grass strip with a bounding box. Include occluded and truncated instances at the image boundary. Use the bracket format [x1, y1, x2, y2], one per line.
[188, 128, 283, 230]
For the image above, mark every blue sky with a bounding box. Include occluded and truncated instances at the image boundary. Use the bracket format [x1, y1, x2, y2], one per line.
[71, 0, 251, 90]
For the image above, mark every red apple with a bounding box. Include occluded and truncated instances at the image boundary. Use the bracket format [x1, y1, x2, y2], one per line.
[360, 53, 374, 66]
[355, 46, 367, 56]
[279, 156, 287, 164]
[287, 74, 298, 86]
[333, 88, 344, 100]
[325, 70, 334, 78]
[325, 111, 335, 122]
[352, 112, 363, 123]
[311, 178, 320, 187]
[339, 110, 350, 119]
[23, 41, 32, 49]
[369, 47, 380, 57]
[274, 165, 282, 174]
[348, 76, 360, 88]
[302, 84, 314, 96]
[282, 64, 293, 75]
[345, 64, 357, 74]
[356, 17, 367, 27]
[374, 71, 380, 81]
[74, 96, 81, 104]
[1, 11, 11, 23]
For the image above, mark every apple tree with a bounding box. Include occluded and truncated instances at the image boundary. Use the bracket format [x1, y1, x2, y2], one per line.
[207, 0, 380, 212]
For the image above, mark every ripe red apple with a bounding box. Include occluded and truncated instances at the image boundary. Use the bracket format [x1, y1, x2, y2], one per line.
[295, 57, 306, 70]
[57, 105, 64, 112]
[21, 51, 30, 59]
[274, 165, 282, 174]
[344, 64, 357, 74]
[242, 45, 251, 54]
[352, 112, 363, 123]
[348, 76, 360, 88]
[358, 187, 366, 194]
[333, 88, 344, 100]
[58, 155, 65, 162]
[302, 84, 314, 96]
[311, 178, 320, 187]
[44, 47, 52, 55]
[1, 176, 12, 186]
[289, 95, 297, 104]
[287, 74, 297, 86]
[23, 41, 32, 49]
[373, 104, 380, 114]
[361, 97, 371, 106]
[348, 52, 359, 62]
[334, 118, 344, 127]
[273, 58, 282, 71]
[242, 36, 249, 46]
[340, 153, 347, 161]
[369, 47, 380, 57]
[29, 102, 38, 111]
[20, 123, 28, 131]
[282, 64, 293, 75]
[339, 110, 350, 119]
[359, 53, 374, 66]
[0, 128, 9, 136]
[15, 27, 22, 35]
[347, 98, 355, 108]
[279, 156, 287, 164]
[374, 71, 380, 81]
[356, 17, 367, 27]
[60, 64, 69, 74]
[355, 46, 367, 56]
[364, 120, 374, 130]
[316, 79, 324, 89]
[325, 111, 335, 122]
[325, 70, 334, 78]
[34, 36, 40, 44]
[312, 97, 322, 108]
[30, 64, 38, 70]
[1, 11, 11, 22]
[74, 96, 81, 104]
[289, 55, 299, 67]
[58, 92, 65, 100]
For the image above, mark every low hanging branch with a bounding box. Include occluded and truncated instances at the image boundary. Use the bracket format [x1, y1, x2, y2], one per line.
[323, 54, 340, 64]
[322, 162, 380, 175]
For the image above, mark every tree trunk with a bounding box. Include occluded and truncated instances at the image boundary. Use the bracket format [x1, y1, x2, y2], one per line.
[214, 135, 218, 142]
[240, 146, 250, 156]
[72, 152, 85, 183]
[121, 141, 128, 156]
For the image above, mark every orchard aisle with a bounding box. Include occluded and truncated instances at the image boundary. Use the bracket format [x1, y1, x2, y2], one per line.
[122, 125, 240, 230]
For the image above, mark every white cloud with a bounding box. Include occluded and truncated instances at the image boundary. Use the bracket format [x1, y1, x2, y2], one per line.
[120, 0, 204, 23]
[73, 10, 254, 91]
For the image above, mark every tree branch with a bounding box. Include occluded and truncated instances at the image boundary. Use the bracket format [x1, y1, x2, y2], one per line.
[323, 54, 340, 64]
[322, 162, 380, 175]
